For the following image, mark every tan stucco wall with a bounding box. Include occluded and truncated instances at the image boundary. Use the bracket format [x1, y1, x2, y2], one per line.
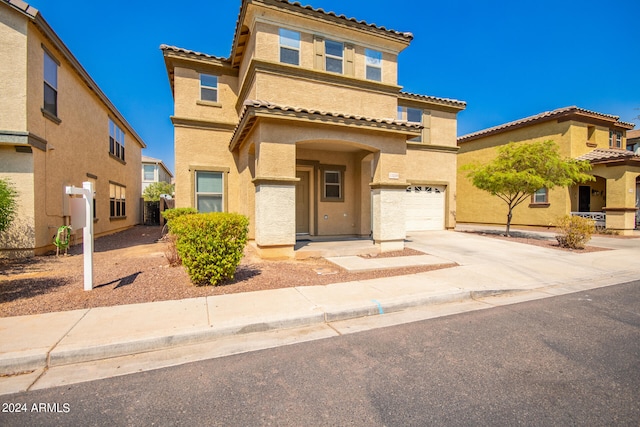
[0, 16, 144, 256]
[173, 126, 238, 213]
[0, 146, 35, 256]
[457, 119, 636, 229]
[247, 72, 398, 119]
[173, 66, 239, 124]
[0, 6, 28, 132]
[457, 121, 575, 227]
[241, 11, 404, 86]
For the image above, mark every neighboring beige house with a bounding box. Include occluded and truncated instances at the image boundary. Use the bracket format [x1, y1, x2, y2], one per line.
[0, 0, 146, 257]
[142, 155, 174, 193]
[162, 0, 465, 259]
[457, 106, 639, 234]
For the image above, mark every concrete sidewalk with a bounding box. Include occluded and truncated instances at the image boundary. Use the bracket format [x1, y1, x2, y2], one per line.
[1, 228, 639, 393]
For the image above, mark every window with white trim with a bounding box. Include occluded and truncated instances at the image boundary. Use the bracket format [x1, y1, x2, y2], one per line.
[109, 118, 125, 161]
[143, 165, 155, 181]
[609, 130, 622, 148]
[110, 183, 126, 218]
[200, 74, 218, 102]
[279, 28, 300, 66]
[43, 50, 58, 117]
[365, 49, 382, 81]
[325, 39, 343, 73]
[196, 171, 224, 212]
[532, 188, 548, 204]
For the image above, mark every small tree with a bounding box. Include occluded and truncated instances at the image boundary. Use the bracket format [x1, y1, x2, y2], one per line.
[462, 140, 594, 236]
[142, 181, 174, 202]
[0, 178, 19, 233]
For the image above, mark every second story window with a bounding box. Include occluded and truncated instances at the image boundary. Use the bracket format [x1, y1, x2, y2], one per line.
[109, 118, 125, 162]
[365, 49, 382, 81]
[325, 39, 343, 73]
[609, 130, 622, 148]
[398, 106, 423, 142]
[143, 165, 155, 182]
[43, 50, 58, 117]
[200, 74, 218, 102]
[279, 28, 300, 66]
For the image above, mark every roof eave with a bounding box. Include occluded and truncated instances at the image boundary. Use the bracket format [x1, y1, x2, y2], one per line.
[229, 101, 422, 151]
[22, 8, 147, 148]
[230, 0, 413, 68]
[458, 106, 635, 144]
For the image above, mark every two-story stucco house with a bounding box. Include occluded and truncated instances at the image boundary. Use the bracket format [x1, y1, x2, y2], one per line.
[0, 0, 146, 257]
[162, 0, 465, 259]
[142, 156, 174, 193]
[457, 106, 639, 234]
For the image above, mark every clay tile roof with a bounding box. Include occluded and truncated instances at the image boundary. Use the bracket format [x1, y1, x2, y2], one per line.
[242, 99, 421, 127]
[229, 99, 422, 150]
[576, 148, 639, 162]
[399, 91, 467, 109]
[2, 0, 38, 18]
[230, 0, 413, 65]
[627, 129, 640, 139]
[160, 44, 229, 62]
[458, 106, 635, 143]
[275, 0, 413, 39]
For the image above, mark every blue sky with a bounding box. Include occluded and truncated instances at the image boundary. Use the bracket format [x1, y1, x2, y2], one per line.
[29, 0, 640, 173]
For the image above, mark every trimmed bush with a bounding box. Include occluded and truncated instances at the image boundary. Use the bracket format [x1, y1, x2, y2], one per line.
[170, 212, 249, 285]
[555, 215, 595, 249]
[162, 207, 197, 225]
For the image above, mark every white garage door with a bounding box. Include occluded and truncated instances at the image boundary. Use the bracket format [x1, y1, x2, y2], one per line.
[405, 185, 446, 231]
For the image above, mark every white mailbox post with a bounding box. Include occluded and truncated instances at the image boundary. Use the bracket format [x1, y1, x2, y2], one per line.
[65, 181, 94, 291]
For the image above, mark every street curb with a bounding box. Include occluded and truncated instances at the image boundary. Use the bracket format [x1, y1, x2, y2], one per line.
[1, 291, 476, 375]
[47, 312, 326, 368]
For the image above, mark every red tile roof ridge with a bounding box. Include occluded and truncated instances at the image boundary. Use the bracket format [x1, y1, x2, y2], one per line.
[280, 0, 414, 39]
[459, 106, 634, 142]
[242, 99, 420, 128]
[577, 148, 639, 162]
[400, 91, 466, 108]
[160, 44, 229, 62]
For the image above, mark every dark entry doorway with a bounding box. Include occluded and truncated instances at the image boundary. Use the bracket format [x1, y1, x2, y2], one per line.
[578, 186, 591, 212]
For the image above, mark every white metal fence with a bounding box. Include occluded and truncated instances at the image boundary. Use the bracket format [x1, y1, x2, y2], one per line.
[570, 212, 606, 227]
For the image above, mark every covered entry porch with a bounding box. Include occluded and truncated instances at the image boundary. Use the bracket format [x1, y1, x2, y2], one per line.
[230, 101, 422, 259]
[573, 149, 640, 234]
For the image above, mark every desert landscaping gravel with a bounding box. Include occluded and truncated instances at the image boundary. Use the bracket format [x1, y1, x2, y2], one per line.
[1, 225, 610, 318]
[0, 226, 456, 318]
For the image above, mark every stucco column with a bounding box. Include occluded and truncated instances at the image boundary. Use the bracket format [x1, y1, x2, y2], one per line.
[604, 171, 640, 235]
[370, 183, 406, 252]
[253, 178, 298, 259]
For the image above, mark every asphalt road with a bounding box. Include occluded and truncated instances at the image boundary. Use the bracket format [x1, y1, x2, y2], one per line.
[2, 281, 639, 426]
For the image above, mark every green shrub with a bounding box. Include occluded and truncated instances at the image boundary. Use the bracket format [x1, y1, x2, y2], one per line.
[170, 212, 249, 285]
[162, 207, 197, 226]
[555, 215, 595, 249]
[0, 178, 18, 233]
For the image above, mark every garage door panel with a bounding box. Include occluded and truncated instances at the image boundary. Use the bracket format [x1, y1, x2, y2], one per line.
[405, 185, 445, 231]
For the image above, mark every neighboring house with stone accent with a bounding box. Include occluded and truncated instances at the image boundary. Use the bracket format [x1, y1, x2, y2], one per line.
[457, 106, 639, 234]
[161, 0, 465, 259]
[0, 0, 146, 257]
[142, 156, 174, 193]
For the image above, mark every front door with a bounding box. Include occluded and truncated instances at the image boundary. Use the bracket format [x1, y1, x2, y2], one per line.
[579, 186, 591, 212]
[295, 171, 310, 234]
